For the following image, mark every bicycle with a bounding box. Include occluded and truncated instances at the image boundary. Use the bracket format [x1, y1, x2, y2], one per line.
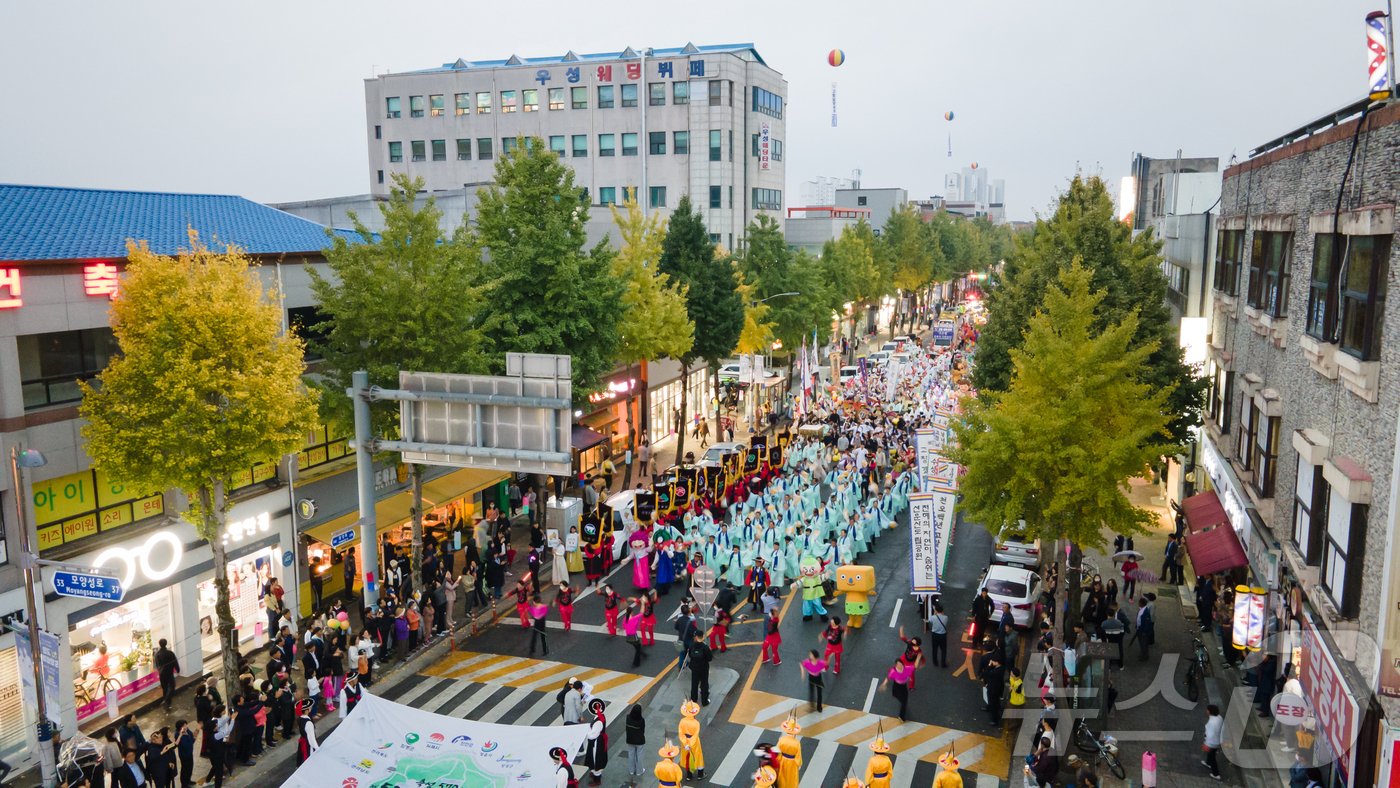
[1182, 636, 1211, 702]
[1073, 717, 1126, 779]
[74, 669, 123, 706]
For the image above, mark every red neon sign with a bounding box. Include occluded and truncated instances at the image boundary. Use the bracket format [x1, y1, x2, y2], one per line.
[0, 268, 21, 309]
[83, 263, 120, 299]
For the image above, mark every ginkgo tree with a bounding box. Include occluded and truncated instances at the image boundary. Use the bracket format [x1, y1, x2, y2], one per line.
[81, 236, 318, 698]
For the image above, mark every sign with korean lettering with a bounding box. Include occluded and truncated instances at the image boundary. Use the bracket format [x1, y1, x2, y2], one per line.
[759, 122, 771, 171]
[83, 262, 120, 299]
[914, 428, 938, 491]
[33, 469, 164, 552]
[0, 268, 21, 309]
[908, 492, 940, 594]
[1301, 619, 1360, 779]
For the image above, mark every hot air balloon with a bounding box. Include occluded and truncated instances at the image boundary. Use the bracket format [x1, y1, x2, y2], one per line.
[945, 111, 955, 156]
[943, 111, 954, 121]
[828, 49, 846, 67]
[969, 162, 979, 170]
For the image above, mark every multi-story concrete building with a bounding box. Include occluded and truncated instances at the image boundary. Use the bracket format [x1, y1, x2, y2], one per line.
[835, 187, 907, 229]
[1127, 154, 1221, 323]
[361, 43, 787, 251]
[1200, 100, 1400, 788]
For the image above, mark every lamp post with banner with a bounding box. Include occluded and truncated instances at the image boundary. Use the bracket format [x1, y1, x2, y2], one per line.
[10, 444, 57, 788]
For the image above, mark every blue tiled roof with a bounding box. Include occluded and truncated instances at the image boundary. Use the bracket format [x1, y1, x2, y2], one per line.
[404, 42, 766, 74]
[0, 184, 358, 262]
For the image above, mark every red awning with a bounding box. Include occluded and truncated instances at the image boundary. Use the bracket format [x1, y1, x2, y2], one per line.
[1185, 523, 1248, 576]
[572, 426, 608, 452]
[1182, 491, 1230, 534]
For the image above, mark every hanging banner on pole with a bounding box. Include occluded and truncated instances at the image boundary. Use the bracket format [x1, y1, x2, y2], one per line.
[14, 628, 63, 730]
[909, 492, 947, 594]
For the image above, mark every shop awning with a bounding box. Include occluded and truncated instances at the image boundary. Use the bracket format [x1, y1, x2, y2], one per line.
[1182, 491, 1230, 534]
[572, 425, 608, 452]
[303, 466, 508, 550]
[1185, 523, 1248, 576]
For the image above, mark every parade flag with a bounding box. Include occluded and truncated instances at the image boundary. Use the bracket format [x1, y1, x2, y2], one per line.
[908, 492, 941, 594]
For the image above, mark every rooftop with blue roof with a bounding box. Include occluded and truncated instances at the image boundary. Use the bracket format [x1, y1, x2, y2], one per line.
[0, 184, 365, 262]
[389, 42, 766, 75]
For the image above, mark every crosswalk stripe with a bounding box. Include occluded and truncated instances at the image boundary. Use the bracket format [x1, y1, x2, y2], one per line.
[957, 743, 986, 774]
[424, 650, 500, 677]
[378, 672, 426, 703]
[591, 671, 641, 694]
[838, 720, 924, 747]
[799, 740, 842, 788]
[976, 772, 1000, 788]
[887, 723, 951, 752]
[517, 663, 578, 691]
[898, 728, 962, 761]
[709, 725, 765, 787]
[460, 655, 538, 682]
[439, 682, 498, 718]
[753, 696, 802, 726]
[595, 676, 651, 704]
[472, 658, 555, 684]
[520, 691, 564, 726]
[394, 675, 448, 707]
[441, 653, 515, 679]
[421, 680, 475, 714]
[801, 708, 866, 736]
[888, 753, 918, 788]
[477, 686, 535, 724]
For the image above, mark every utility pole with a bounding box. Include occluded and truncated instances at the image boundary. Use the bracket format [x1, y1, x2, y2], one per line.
[351, 370, 380, 611]
[12, 444, 56, 788]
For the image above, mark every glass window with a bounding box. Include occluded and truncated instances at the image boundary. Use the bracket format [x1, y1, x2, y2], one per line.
[1251, 412, 1279, 498]
[522, 89, 538, 112]
[410, 140, 426, 161]
[598, 85, 614, 109]
[572, 134, 587, 157]
[429, 94, 444, 117]
[709, 130, 721, 161]
[377, 169, 383, 184]
[773, 139, 783, 162]
[549, 135, 566, 155]
[709, 185, 722, 209]
[19, 328, 119, 409]
[1235, 396, 1256, 470]
[598, 134, 616, 157]
[710, 233, 721, 243]
[386, 96, 401, 118]
[1339, 234, 1390, 359]
[599, 187, 617, 206]
[572, 87, 588, 109]
[1214, 229, 1243, 296]
[409, 95, 424, 118]
[1293, 463, 1326, 566]
[621, 84, 638, 108]
[501, 137, 518, 154]
[752, 133, 760, 157]
[622, 133, 638, 157]
[673, 81, 689, 105]
[388, 141, 403, 163]
[1247, 231, 1292, 316]
[752, 86, 784, 119]
[455, 93, 470, 115]
[456, 138, 470, 160]
[649, 186, 667, 209]
[431, 139, 446, 161]
[673, 131, 689, 155]
[649, 131, 666, 155]
[1321, 490, 1365, 617]
[501, 90, 517, 113]
[549, 87, 566, 110]
[709, 80, 722, 106]
[477, 137, 493, 159]
[476, 92, 491, 114]
[374, 125, 381, 140]
[752, 188, 782, 210]
[649, 82, 666, 106]
[1306, 233, 1337, 339]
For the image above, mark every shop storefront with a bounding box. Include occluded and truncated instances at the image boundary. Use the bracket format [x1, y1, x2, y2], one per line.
[0, 646, 30, 767]
[647, 363, 715, 446]
[71, 586, 175, 723]
[578, 368, 644, 463]
[197, 544, 280, 654]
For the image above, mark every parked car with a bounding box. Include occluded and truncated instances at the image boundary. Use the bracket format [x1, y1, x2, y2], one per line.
[974, 564, 1043, 628]
[717, 362, 742, 382]
[703, 441, 745, 465]
[838, 366, 859, 384]
[992, 524, 1041, 569]
[868, 350, 891, 365]
[880, 341, 900, 353]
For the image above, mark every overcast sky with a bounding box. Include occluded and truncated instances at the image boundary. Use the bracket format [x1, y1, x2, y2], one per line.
[0, 1, 1375, 220]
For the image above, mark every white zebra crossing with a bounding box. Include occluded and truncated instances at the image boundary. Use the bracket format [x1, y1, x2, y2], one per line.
[477, 686, 535, 724]
[709, 725, 766, 786]
[798, 740, 842, 788]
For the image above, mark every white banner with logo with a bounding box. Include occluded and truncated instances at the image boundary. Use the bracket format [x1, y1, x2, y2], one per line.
[759, 122, 771, 170]
[909, 493, 938, 594]
[285, 690, 590, 787]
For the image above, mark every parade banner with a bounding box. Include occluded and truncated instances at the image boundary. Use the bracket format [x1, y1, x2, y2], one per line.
[931, 491, 955, 577]
[908, 492, 940, 594]
[285, 690, 589, 788]
[914, 428, 939, 490]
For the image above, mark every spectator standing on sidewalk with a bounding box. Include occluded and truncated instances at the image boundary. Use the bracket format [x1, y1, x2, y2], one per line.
[1202, 704, 1224, 779]
[624, 704, 647, 781]
[1130, 597, 1154, 661]
[1195, 576, 1217, 632]
[154, 638, 181, 711]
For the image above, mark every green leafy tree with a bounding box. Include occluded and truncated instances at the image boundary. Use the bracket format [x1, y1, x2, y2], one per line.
[309, 174, 491, 584]
[822, 219, 886, 347]
[81, 236, 318, 697]
[737, 215, 831, 358]
[947, 262, 1178, 654]
[475, 136, 623, 396]
[658, 196, 743, 463]
[973, 175, 1206, 449]
[882, 206, 936, 335]
[609, 192, 695, 484]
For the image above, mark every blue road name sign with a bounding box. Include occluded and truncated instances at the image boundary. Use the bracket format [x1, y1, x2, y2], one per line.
[52, 571, 124, 602]
[330, 526, 356, 549]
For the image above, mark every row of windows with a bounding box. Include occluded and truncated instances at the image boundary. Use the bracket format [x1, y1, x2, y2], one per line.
[594, 186, 668, 209]
[752, 86, 784, 119]
[752, 188, 782, 210]
[1215, 228, 1390, 361]
[385, 79, 750, 119]
[390, 130, 716, 162]
[750, 134, 785, 161]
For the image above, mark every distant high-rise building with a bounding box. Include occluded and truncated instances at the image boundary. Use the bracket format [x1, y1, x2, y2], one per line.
[942, 166, 1004, 221]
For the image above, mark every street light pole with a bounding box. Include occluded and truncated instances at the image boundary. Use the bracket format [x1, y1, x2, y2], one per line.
[11, 443, 56, 788]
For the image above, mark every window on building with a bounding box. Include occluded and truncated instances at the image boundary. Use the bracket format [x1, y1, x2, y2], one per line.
[622, 133, 638, 157]
[374, 125, 381, 140]
[410, 140, 426, 161]
[773, 139, 783, 162]
[572, 87, 588, 109]
[377, 169, 384, 184]
[477, 137, 493, 159]
[673, 131, 689, 155]
[1247, 231, 1292, 316]
[549, 135, 565, 155]
[431, 139, 446, 161]
[598, 85, 614, 109]
[858, 195, 868, 207]
[455, 93, 470, 115]
[410, 95, 425, 118]
[549, 87, 566, 110]
[501, 137, 518, 154]
[1307, 233, 1337, 340]
[572, 134, 587, 158]
[729, 129, 734, 162]
[673, 81, 690, 105]
[386, 96, 401, 118]
[1251, 411, 1279, 498]
[709, 130, 721, 161]
[1322, 488, 1365, 617]
[751, 133, 760, 157]
[625, 186, 638, 204]
[752, 86, 784, 119]
[522, 89, 538, 112]
[598, 134, 616, 157]
[1206, 360, 1233, 432]
[1214, 229, 1243, 296]
[649, 186, 667, 209]
[388, 141, 403, 163]
[19, 328, 120, 409]
[287, 305, 330, 362]
[649, 82, 666, 106]
[456, 138, 471, 160]
[709, 185, 722, 209]
[599, 187, 617, 206]
[709, 233, 721, 243]
[752, 188, 782, 210]
[1339, 234, 1391, 360]
[1236, 396, 1257, 471]
[709, 80, 722, 106]
[501, 90, 518, 113]
[621, 84, 638, 108]
[476, 92, 491, 114]
[1293, 463, 1326, 566]
[429, 94, 445, 117]
[649, 131, 666, 155]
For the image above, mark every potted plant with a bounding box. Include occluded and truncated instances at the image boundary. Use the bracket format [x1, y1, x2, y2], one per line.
[118, 651, 139, 684]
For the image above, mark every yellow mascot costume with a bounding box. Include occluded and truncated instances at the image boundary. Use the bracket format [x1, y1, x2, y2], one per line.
[678, 699, 705, 780]
[934, 750, 964, 788]
[835, 565, 876, 628]
[655, 740, 683, 788]
[776, 713, 803, 788]
[863, 730, 893, 788]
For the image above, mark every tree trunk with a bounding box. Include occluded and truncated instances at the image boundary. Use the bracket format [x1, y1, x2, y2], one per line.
[674, 361, 689, 468]
[622, 361, 638, 491]
[410, 463, 424, 593]
[1051, 537, 1067, 697]
[199, 484, 242, 703]
[1067, 542, 1084, 640]
[713, 364, 723, 442]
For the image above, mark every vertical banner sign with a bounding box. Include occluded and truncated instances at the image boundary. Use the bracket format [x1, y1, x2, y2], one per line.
[915, 428, 937, 491]
[14, 628, 63, 730]
[1369, 11, 1391, 99]
[931, 491, 956, 578]
[759, 122, 771, 171]
[1232, 585, 1266, 652]
[908, 492, 939, 594]
[831, 82, 838, 127]
[1301, 619, 1361, 782]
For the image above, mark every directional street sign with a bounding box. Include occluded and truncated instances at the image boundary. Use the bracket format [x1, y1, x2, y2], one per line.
[330, 526, 356, 550]
[52, 570, 124, 602]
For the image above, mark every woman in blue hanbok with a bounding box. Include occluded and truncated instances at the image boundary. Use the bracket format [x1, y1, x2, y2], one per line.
[769, 541, 789, 585]
[703, 537, 724, 572]
[837, 527, 856, 566]
[852, 512, 871, 555]
[716, 524, 733, 552]
[761, 523, 779, 551]
[723, 545, 746, 587]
